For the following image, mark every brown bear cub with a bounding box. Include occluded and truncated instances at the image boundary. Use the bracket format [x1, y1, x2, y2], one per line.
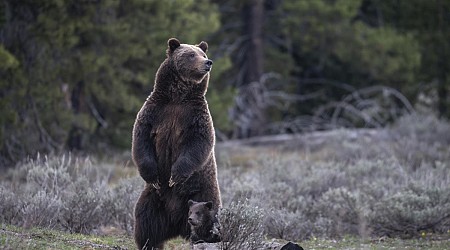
[132, 38, 222, 250]
[188, 200, 221, 244]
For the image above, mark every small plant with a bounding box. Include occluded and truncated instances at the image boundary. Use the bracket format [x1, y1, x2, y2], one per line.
[219, 200, 265, 250]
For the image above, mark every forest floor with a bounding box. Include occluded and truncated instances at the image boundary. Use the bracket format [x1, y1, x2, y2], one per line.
[1, 224, 449, 249]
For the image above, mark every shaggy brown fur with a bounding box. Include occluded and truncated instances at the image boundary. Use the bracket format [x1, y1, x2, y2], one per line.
[132, 38, 221, 250]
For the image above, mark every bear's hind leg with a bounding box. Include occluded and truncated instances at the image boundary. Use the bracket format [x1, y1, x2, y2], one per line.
[135, 189, 169, 249]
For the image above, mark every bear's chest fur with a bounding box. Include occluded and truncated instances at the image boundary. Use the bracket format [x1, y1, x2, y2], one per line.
[152, 104, 194, 180]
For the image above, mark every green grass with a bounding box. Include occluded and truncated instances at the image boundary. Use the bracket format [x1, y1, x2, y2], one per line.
[1, 224, 449, 249]
[0, 224, 135, 250]
[298, 235, 450, 250]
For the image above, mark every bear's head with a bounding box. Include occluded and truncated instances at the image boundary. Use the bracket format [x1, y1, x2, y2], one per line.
[166, 38, 213, 83]
[188, 200, 221, 243]
[188, 200, 214, 228]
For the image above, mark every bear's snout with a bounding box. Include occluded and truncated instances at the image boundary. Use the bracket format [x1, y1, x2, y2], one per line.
[188, 217, 197, 226]
[205, 59, 213, 71]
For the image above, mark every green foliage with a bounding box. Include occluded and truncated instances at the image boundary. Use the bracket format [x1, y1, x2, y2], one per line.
[208, 0, 427, 137]
[0, 45, 19, 70]
[0, 0, 221, 165]
[207, 86, 236, 134]
[2, 0, 450, 163]
[361, 0, 450, 117]
[279, 0, 420, 94]
[334, 24, 420, 92]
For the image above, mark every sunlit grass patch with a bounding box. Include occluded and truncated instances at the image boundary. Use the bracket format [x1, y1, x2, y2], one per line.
[0, 224, 135, 249]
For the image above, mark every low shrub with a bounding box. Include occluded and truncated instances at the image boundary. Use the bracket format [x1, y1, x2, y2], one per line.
[371, 185, 450, 237]
[0, 154, 141, 235]
[0, 186, 22, 225]
[217, 115, 450, 241]
[102, 176, 142, 234]
[219, 200, 265, 250]
[1, 114, 449, 243]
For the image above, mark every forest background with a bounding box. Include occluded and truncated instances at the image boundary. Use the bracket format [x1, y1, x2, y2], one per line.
[1, 0, 449, 167]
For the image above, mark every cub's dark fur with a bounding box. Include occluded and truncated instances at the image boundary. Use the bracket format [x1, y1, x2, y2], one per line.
[188, 200, 221, 244]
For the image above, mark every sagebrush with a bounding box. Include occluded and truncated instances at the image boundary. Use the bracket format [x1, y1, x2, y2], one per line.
[1, 114, 449, 243]
[0, 154, 142, 234]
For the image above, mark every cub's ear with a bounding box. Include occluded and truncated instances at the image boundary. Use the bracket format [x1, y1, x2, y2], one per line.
[205, 201, 213, 210]
[188, 200, 195, 207]
[168, 38, 181, 53]
[197, 41, 208, 53]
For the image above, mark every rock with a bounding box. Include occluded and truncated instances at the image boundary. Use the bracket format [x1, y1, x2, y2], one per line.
[280, 241, 304, 250]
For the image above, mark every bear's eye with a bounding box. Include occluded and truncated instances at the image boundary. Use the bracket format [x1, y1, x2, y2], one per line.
[189, 53, 195, 58]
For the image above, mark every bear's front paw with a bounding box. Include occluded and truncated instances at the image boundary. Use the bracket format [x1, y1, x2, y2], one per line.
[169, 175, 176, 187]
[169, 171, 189, 187]
[169, 174, 186, 187]
[151, 181, 161, 190]
[139, 166, 159, 184]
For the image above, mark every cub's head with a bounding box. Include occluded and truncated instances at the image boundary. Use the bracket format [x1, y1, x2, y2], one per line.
[188, 200, 214, 228]
[166, 38, 213, 83]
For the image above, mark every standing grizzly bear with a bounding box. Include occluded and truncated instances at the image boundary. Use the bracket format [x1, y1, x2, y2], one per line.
[132, 38, 221, 249]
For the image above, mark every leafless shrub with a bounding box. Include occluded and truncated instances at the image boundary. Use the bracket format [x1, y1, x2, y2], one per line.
[371, 185, 450, 237]
[21, 190, 62, 229]
[102, 176, 142, 235]
[392, 114, 450, 143]
[313, 187, 370, 238]
[0, 186, 22, 225]
[268, 85, 415, 133]
[219, 200, 265, 250]
[264, 208, 313, 241]
[390, 114, 450, 168]
[217, 127, 450, 241]
[59, 178, 107, 234]
[0, 154, 139, 235]
[2, 113, 450, 243]
[231, 73, 321, 137]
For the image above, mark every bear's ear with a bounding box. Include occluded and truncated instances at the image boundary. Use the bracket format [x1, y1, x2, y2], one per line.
[197, 41, 208, 53]
[188, 200, 195, 207]
[168, 38, 181, 53]
[205, 201, 213, 210]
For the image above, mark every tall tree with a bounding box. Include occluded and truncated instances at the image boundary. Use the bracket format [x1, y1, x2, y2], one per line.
[231, 0, 266, 138]
[0, 0, 220, 167]
[241, 0, 264, 85]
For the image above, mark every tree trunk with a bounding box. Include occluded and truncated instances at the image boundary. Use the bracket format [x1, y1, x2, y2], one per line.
[242, 0, 264, 85]
[232, 0, 265, 139]
[437, 0, 449, 117]
[68, 81, 86, 150]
